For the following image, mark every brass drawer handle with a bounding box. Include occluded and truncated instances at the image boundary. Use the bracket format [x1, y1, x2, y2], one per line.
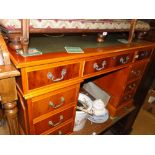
[135, 52, 149, 59]
[49, 97, 65, 109]
[140, 52, 148, 57]
[128, 85, 133, 89]
[93, 60, 106, 71]
[48, 115, 64, 127]
[131, 70, 141, 76]
[47, 69, 67, 82]
[128, 83, 136, 89]
[123, 94, 132, 101]
[134, 54, 139, 59]
[119, 56, 130, 64]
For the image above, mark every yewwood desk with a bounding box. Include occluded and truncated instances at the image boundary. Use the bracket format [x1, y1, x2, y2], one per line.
[8, 35, 155, 134]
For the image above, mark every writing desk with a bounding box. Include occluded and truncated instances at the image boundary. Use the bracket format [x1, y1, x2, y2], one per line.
[8, 34, 155, 134]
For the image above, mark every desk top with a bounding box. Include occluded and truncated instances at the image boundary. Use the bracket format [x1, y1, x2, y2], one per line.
[8, 34, 155, 68]
[29, 34, 125, 54]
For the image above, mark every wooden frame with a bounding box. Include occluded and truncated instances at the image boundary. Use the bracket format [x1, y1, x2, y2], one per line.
[0, 34, 20, 134]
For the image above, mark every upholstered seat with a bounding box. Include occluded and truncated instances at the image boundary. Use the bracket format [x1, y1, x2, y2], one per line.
[0, 19, 150, 31]
[0, 19, 150, 54]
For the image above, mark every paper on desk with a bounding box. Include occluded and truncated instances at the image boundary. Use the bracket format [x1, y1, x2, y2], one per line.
[117, 39, 129, 44]
[65, 46, 84, 53]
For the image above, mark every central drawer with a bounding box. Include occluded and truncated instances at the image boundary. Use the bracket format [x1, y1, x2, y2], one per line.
[83, 56, 114, 75]
[31, 85, 79, 119]
[26, 61, 81, 91]
[83, 52, 134, 77]
[33, 106, 74, 134]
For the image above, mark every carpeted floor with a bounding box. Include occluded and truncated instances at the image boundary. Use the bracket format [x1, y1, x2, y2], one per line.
[130, 108, 155, 135]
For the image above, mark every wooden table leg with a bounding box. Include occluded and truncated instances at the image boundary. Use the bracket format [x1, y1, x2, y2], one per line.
[3, 101, 19, 134]
[0, 34, 20, 134]
[0, 76, 20, 134]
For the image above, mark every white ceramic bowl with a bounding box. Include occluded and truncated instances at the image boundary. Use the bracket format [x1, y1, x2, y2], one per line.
[88, 109, 109, 123]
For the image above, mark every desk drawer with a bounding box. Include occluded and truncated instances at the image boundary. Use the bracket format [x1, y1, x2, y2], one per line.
[128, 61, 147, 81]
[48, 122, 73, 135]
[134, 50, 152, 61]
[124, 80, 139, 94]
[114, 53, 134, 66]
[120, 92, 134, 105]
[84, 57, 114, 76]
[31, 85, 79, 119]
[34, 107, 74, 134]
[108, 100, 133, 117]
[83, 52, 133, 77]
[115, 101, 133, 117]
[27, 62, 81, 90]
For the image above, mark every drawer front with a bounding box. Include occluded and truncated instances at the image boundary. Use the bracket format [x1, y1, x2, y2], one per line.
[128, 61, 147, 81]
[83, 52, 134, 76]
[48, 122, 73, 135]
[27, 63, 80, 90]
[135, 50, 151, 61]
[120, 92, 134, 105]
[115, 53, 134, 66]
[115, 101, 133, 117]
[34, 107, 74, 134]
[108, 100, 133, 117]
[124, 80, 139, 94]
[32, 86, 79, 119]
[84, 57, 114, 76]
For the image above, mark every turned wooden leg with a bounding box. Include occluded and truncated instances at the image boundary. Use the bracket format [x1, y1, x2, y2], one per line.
[9, 35, 29, 54]
[20, 38, 29, 54]
[9, 35, 22, 50]
[3, 101, 19, 134]
[20, 19, 30, 54]
[7, 33, 29, 54]
[0, 76, 20, 135]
